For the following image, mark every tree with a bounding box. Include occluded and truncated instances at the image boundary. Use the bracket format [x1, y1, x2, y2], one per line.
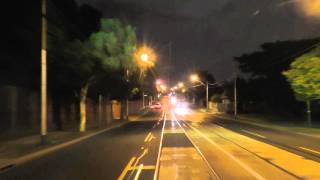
[234, 38, 320, 114]
[55, 19, 137, 132]
[283, 47, 320, 126]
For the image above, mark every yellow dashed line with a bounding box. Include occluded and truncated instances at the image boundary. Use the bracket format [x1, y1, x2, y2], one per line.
[118, 157, 136, 180]
[144, 132, 152, 142]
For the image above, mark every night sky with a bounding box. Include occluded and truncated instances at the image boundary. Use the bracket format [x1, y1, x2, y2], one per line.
[76, 0, 320, 82]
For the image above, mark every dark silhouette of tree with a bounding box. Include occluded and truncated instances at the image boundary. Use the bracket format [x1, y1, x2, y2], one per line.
[234, 38, 320, 115]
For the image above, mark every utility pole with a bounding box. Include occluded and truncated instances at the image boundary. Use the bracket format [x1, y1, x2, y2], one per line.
[306, 100, 312, 127]
[98, 95, 102, 127]
[125, 69, 129, 120]
[168, 42, 172, 82]
[142, 92, 145, 108]
[234, 76, 237, 120]
[206, 81, 209, 110]
[40, 0, 48, 144]
[126, 98, 129, 120]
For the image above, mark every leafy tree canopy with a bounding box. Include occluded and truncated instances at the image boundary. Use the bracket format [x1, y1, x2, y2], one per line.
[283, 47, 320, 101]
[88, 19, 137, 71]
[53, 18, 137, 90]
[232, 38, 320, 114]
[235, 39, 320, 78]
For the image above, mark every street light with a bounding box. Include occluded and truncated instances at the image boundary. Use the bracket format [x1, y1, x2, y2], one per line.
[156, 79, 162, 85]
[134, 45, 156, 70]
[190, 74, 199, 83]
[141, 53, 149, 62]
[298, 0, 320, 18]
[178, 82, 184, 88]
[190, 73, 209, 110]
[134, 45, 157, 109]
[40, 0, 48, 144]
[160, 85, 167, 92]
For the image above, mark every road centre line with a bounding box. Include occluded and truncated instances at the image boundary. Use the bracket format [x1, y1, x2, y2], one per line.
[242, 130, 266, 139]
[118, 157, 136, 180]
[134, 164, 144, 180]
[187, 123, 266, 180]
[129, 148, 148, 178]
[144, 132, 152, 142]
[153, 112, 166, 180]
[119, 111, 165, 180]
[147, 134, 155, 142]
[299, 147, 320, 155]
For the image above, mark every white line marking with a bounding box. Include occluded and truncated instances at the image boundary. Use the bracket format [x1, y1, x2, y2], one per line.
[134, 164, 144, 180]
[153, 112, 166, 180]
[189, 125, 266, 180]
[242, 130, 266, 139]
[299, 147, 320, 155]
[129, 165, 155, 170]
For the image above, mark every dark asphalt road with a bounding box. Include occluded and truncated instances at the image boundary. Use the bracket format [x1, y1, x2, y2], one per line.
[1, 110, 319, 180]
[211, 117, 320, 162]
[0, 113, 163, 180]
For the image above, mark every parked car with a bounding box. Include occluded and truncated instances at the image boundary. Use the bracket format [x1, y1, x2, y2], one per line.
[150, 102, 162, 109]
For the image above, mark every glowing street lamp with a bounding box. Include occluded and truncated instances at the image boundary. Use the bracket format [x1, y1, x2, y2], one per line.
[160, 85, 167, 92]
[190, 73, 209, 110]
[156, 79, 162, 85]
[134, 46, 156, 109]
[178, 82, 184, 88]
[134, 45, 156, 69]
[190, 74, 199, 82]
[297, 0, 320, 18]
[141, 53, 149, 62]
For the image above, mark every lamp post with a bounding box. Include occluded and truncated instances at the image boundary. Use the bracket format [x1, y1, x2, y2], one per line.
[40, 0, 48, 144]
[234, 76, 237, 120]
[142, 92, 145, 108]
[206, 81, 209, 110]
[135, 46, 157, 109]
[178, 82, 184, 88]
[190, 74, 216, 111]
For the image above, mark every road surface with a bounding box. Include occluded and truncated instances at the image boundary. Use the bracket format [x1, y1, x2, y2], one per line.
[1, 109, 320, 180]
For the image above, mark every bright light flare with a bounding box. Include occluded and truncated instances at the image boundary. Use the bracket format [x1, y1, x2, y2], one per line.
[174, 103, 190, 116]
[160, 85, 167, 91]
[134, 46, 157, 69]
[178, 82, 184, 88]
[141, 53, 149, 62]
[156, 79, 162, 85]
[170, 96, 177, 105]
[296, 0, 320, 18]
[190, 74, 199, 82]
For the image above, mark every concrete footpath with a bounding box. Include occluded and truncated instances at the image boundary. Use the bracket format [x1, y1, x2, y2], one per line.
[0, 121, 128, 172]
